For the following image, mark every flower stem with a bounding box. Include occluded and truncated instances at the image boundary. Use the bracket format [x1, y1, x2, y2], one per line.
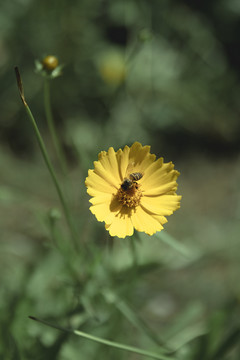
[15, 67, 78, 250]
[29, 316, 176, 360]
[129, 236, 138, 267]
[43, 78, 68, 175]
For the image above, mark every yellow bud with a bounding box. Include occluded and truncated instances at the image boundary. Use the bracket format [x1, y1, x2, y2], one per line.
[42, 55, 59, 71]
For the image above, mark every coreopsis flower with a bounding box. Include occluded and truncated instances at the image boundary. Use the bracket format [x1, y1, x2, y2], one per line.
[85, 142, 181, 238]
[98, 50, 126, 86]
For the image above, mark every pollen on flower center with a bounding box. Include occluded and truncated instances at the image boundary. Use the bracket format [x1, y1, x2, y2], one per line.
[116, 182, 142, 208]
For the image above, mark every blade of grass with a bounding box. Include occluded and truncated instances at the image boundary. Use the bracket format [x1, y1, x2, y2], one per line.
[29, 316, 177, 360]
[209, 328, 240, 360]
[155, 231, 192, 258]
[102, 289, 171, 353]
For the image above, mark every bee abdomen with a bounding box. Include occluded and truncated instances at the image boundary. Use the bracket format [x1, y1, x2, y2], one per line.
[130, 172, 143, 181]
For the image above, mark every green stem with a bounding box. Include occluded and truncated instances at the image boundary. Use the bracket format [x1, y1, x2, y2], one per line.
[29, 316, 176, 360]
[15, 67, 78, 250]
[43, 79, 68, 175]
[26, 104, 78, 249]
[129, 236, 138, 267]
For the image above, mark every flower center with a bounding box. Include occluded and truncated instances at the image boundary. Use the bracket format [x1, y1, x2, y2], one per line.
[116, 182, 142, 208]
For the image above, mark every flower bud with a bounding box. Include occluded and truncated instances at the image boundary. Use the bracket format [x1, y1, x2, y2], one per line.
[42, 55, 59, 71]
[35, 55, 63, 79]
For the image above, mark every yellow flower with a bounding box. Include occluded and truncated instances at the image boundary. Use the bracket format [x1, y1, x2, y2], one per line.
[98, 51, 126, 86]
[85, 142, 181, 238]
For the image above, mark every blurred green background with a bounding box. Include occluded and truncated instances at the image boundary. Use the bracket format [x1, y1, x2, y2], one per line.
[1, 0, 240, 359]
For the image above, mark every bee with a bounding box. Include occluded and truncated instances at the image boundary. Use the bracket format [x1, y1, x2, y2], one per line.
[130, 172, 143, 181]
[121, 172, 143, 191]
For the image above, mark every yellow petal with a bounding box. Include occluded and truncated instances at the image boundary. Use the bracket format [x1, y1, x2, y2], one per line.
[143, 181, 178, 196]
[118, 143, 155, 180]
[89, 193, 112, 205]
[98, 147, 121, 184]
[89, 195, 122, 223]
[90, 203, 112, 222]
[85, 169, 115, 194]
[143, 158, 171, 178]
[140, 157, 164, 184]
[93, 154, 120, 189]
[116, 146, 130, 181]
[105, 207, 134, 238]
[152, 214, 168, 225]
[129, 142, 150, 164]
[142, 159, 180, 194]
[127, 142, 155, 172]
[137, 152, 156, 174]
[141, 194, 182, 215]
[131, 205, 164, 235]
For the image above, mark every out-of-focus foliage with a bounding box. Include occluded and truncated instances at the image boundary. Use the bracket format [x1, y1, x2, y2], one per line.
[1, 0, 240, 157]
[1, 0, 240, 359]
